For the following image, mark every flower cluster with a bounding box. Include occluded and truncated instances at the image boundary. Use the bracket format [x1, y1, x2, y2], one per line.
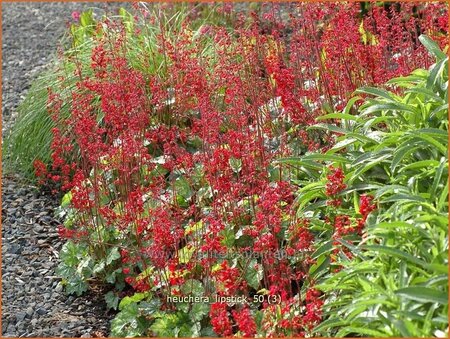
[357, 194, 377, 233]
[210, 303, 233, 337]
[326, 166, 347, 207]
[325, 169, 378, 262]
[232, 307, 257, 337]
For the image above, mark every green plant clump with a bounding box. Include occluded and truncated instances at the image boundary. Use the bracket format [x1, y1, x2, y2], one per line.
[284, 36, 448, 337]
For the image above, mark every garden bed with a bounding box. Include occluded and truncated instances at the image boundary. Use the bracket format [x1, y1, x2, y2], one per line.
[2, 2, 448, 338]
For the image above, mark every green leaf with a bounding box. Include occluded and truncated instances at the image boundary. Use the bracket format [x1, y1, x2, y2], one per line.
[348, 153, 391, 182]
[391, 143, 421, 172]
[387, 72, 428, 86]
[111, 303, 147, 337]
[119, 292, 147, 311]
[427, 57, 448, 90]
[356, 86, 398, 101]
[361, 101, 417, 116]
[305, 153, 350, 163]
[405, 87, 444, 103]
[150, 312, 190, 337]
[307, 123, 349, 134]
[395, 287, 448, 304]
[409, 132, 447, 154]
[105, 291, 120, 310]
[93, 260, 106, 274]
[61, 192, 72, 207]
[181, 279, 204, 296]
[416, 128, 448, 140]
[221, 226, 236, 247]
[178, 245, 195, 264]
[437, 180, 449, 212]
[316, 113, 358, 121]
[139, 299, 161, 314]
[245, 260, 263, 290]
[80, 9, 95, 28]
[191, 302, 210, 322]
[346, 131, 380, 144]
[119, 7, 134, 33]
[65, 275, 89, 296]
[274, 157, 324, 170]
[190, 322, 201, 337]
[328, 138, 358, 153]
[363, 245, 428, 269]
[430, 104, 448, 120]
[342, 183, 382, 194]
[185, 220, 204, 236]
[380, 193, 429, 204]
[419, 35, 447, 60]
[59, 241, 86, 266]
[424, 264, 448, 275]
[373, 221, 412, 229]
[106, 247, 121, 265]
[343, 96, 363, 115]
[309, 254, 330, 278]
[229, 157, 242, 173]
[295, 190, 325, 212]
[362, 116, 395, 130]
[313, 317, 347, 333]
[56, 262, 75, 279]
[149, 316, 174, 337]
[392, 319, 414, 337]
[344, 297, 396, 308]
[311, 241, 333, 259]
[399, 160, 440, 172]
[335, 326, 389, 337]
[201, 326, 217, 337]
[374, 184, 410, 199]
[174, 176, 193, 206]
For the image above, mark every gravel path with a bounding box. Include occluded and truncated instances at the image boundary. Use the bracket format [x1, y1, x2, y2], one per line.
[2, 3, 127, 337]
[2, 178, 112, 337]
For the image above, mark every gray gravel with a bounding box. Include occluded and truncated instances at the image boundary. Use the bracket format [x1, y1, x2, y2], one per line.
[2, 3, 128, 337]
[2, 177, 112, 337]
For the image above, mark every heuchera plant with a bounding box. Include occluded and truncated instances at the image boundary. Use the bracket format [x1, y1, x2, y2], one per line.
[34, 2, 447, 337]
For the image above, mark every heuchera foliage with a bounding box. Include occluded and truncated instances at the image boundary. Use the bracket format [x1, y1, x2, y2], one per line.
[37, 2, 447, 336]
